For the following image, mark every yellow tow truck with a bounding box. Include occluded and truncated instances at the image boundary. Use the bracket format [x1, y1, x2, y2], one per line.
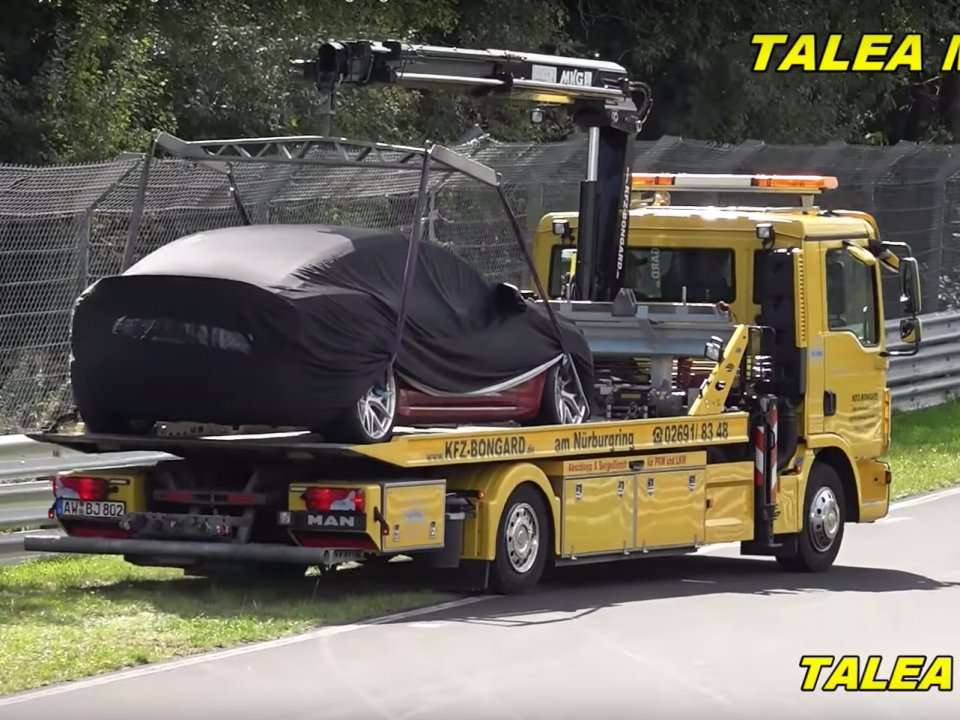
[26, 41, 923, 593]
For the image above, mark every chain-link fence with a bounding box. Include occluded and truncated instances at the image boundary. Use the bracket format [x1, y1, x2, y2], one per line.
[2, 134, 960, 433]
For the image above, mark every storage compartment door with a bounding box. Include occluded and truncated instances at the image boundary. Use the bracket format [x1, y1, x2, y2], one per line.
[562, 476, 633, 558]
[381, 480, 446, 552]
[636, 470, 705, 550]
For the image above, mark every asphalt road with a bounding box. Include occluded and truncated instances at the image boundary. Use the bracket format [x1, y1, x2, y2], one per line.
[4, 489, 960, 719]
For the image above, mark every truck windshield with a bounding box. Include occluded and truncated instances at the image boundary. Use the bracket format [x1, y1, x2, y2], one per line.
[623, 247, 734, 302]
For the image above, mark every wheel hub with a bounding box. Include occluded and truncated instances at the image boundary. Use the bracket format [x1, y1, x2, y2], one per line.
[809, 486, 841, 552]
[505, 502, 540, 574]
[357, 371, 396, 440]
[555, 361, 587, 425]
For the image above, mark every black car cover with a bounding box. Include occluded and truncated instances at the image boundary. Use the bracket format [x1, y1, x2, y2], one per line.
[70, 224, 593, 429]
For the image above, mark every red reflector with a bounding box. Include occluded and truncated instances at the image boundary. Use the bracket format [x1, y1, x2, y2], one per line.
[303, 487, 364, 512]
[59, 475, 110, 502]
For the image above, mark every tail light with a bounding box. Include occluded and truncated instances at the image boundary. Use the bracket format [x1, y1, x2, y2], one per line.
[54, 475, 110, 502]
[303, 487, 364, 512]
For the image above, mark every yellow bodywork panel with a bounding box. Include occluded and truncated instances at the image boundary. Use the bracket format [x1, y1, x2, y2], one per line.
[351, 413, 748, 468]
[689, 324, 750, 416]
[856, 458, 890, 523]
[773, 473, 801, 535]
[561, 475, 634, 557]
[793, 250, 809, 347]
[447, 462, 559, 561]
[636, 467, 706, 550]
[704, 461, 753, 543]
[381, 481, 446, 552]
[702, 460, 802, 543]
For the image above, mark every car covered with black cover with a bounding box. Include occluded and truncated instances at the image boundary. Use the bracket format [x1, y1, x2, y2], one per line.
[70, 224, 593, 440]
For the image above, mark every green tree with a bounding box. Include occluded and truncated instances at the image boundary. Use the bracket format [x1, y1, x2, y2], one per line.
[0, 0, 573, 162]
[565, 0, 960, 144]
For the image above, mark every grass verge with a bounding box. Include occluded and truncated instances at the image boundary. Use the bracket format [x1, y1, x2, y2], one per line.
[888, 400, 960, 498]
[0, 556, 449, 696]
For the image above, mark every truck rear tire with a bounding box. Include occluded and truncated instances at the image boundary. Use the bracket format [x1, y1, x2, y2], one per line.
[776, 462, 846, 572]
[491, 484, 549, 594]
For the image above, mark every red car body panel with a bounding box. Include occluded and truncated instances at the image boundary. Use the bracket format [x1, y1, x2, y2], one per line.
[396, 373, 547, 424]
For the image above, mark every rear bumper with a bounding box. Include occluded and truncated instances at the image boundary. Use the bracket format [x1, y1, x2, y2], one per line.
[23, 534, 364, 565]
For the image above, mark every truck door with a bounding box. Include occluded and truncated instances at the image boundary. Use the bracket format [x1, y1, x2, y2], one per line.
[819, 243, 887, 459]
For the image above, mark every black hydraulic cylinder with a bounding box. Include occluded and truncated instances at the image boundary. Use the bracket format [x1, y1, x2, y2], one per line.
[573, 126, 634, 301]
[573, 180, 598, 300]
[594, 127, 632, 301]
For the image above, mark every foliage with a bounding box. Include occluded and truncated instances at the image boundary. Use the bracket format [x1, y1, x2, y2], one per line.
[0, 0, 570, 162]
[564, 0, 960, 145]
[4, 1, 960, 161]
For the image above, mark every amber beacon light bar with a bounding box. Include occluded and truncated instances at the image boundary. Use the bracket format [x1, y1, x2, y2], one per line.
[630, 172, 839, 194]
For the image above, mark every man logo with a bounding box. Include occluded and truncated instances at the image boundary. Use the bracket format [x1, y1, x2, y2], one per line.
[307, 513, 356, 529]
[559, 69, 593, 87]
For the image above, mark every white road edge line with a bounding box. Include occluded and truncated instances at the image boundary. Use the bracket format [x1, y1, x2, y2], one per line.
[4, 485, 959, 705]
[888, 485, 960, 510]
[0, 594, 492, 707]
[697, 485, 960, 556]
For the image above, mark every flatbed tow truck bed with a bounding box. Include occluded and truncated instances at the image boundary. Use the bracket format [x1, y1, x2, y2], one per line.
[30, 412, 750, 468]
[24, 411, 775, 591]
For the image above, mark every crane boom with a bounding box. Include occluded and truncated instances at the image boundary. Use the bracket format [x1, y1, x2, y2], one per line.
[299, 39, 653, 302]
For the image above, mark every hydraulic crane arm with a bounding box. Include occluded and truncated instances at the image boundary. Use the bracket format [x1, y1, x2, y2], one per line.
[299, 40, 642, 117]
[298, 39, 653, 302]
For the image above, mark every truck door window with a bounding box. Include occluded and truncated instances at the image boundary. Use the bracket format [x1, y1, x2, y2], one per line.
[825, 248, 878, 346]
[548, 246, 578, 297]
[624, 248, 734, 302]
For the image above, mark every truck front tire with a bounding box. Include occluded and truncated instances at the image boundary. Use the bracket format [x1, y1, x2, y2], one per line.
[491, 484, 550, 594]
[776, 462, 846, 572]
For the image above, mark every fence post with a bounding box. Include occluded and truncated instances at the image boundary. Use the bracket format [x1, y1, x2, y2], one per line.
[121, 142, 157, 272]
[76, 209, 91, 297]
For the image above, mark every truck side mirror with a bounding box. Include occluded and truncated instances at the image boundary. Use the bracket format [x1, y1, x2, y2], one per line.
[899, 316, 922, 346]
[899, 256, 921, 316]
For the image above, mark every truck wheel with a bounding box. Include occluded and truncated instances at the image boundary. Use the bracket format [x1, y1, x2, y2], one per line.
[776, 463, 846, 572]
[491, 484, 549, 594]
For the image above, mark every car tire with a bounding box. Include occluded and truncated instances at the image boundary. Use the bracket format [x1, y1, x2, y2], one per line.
[776, 462, 846, 572]
[490, 484, 550, 594]
[330, 367, 397, 444]
[535, 359, 588, 426]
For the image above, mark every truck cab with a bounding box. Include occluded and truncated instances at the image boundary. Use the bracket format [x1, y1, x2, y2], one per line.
[532, 172, 923, 523]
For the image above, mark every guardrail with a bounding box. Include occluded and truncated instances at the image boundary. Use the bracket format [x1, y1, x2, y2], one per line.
[0, 308, 957, 557]
[886, 310, 960, 411]
[0, 443, 172, 558]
